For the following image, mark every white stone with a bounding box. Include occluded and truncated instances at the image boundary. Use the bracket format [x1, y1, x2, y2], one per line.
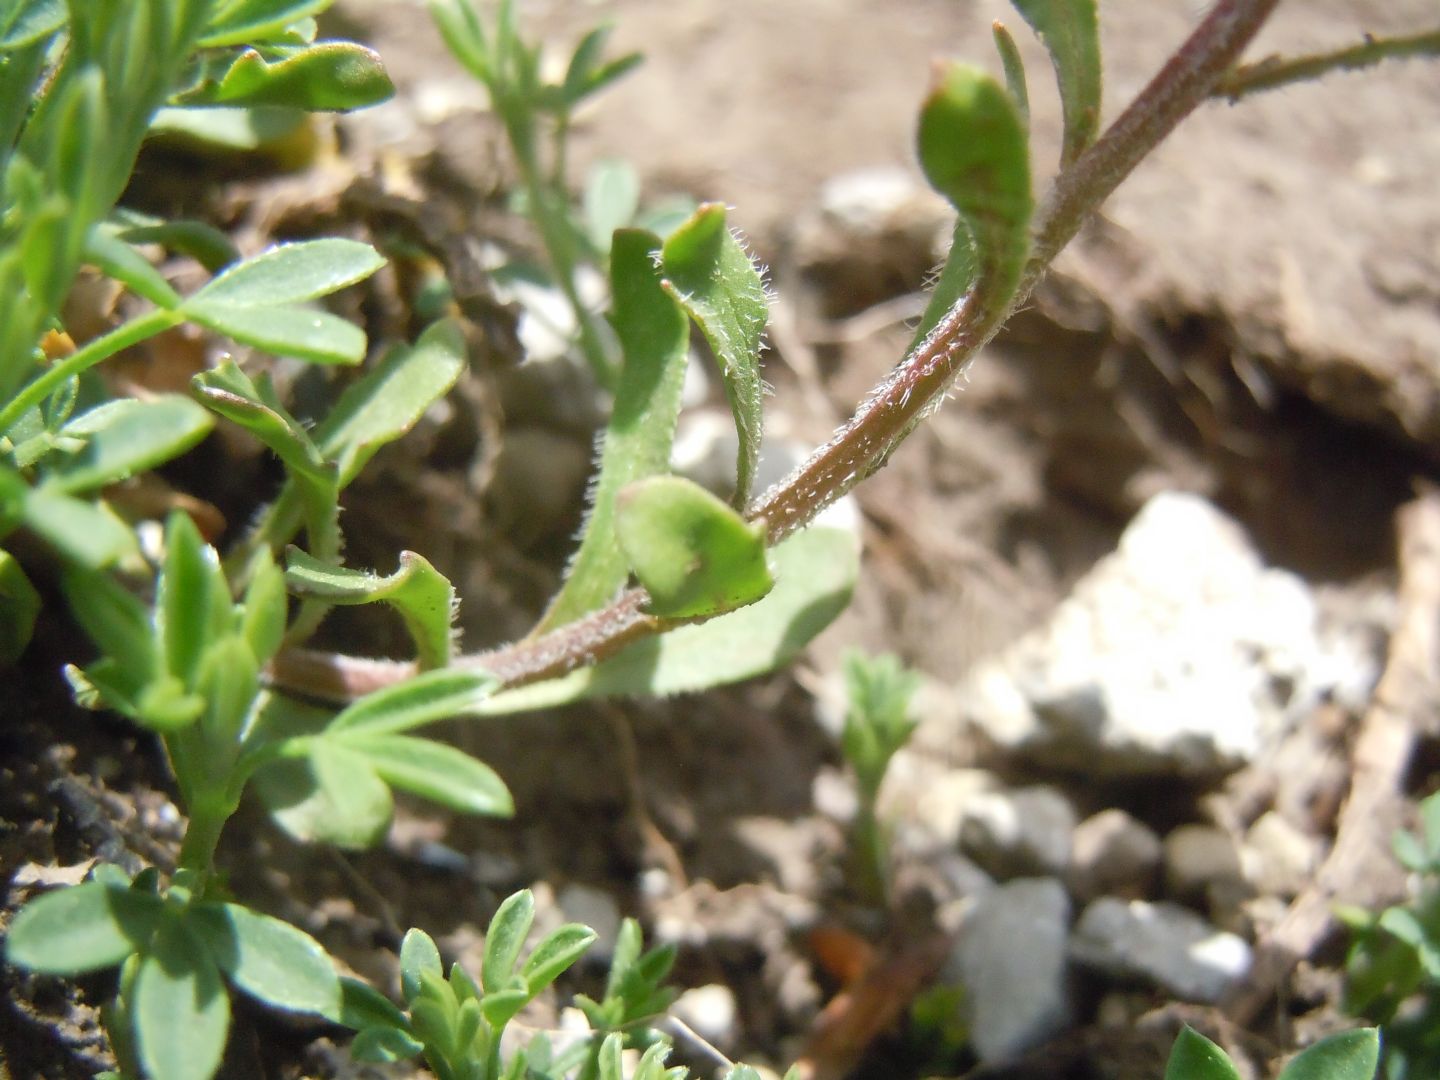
[1068, 809, 1163, 902]
[958, 786, 1076, 880]
[1163, 825, 1245, 904]
[948, 878, 1073, 1063]
[1070, 898, 1252, 1003]
[961, 493, 1325, 777]
[1243, 811, 1321, 900]
[671, 983, 740, 1052]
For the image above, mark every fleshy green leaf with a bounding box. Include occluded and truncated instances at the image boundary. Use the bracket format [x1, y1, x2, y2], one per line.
[342, 734, 513, 817]
[479, 986, 530, 1030]
[184, 301, 367, 365]
[133, 919, 231, 1080]
[483, 890, 535, 995]
[148, 105, 308, 152]
[352, 1024, 425, 1062]
[60, 566, 156, 684]
[200, 0, 333, 48]
[253, 739, 393, 848]
[47, 396, 212, 495]
[194, 635, 261, 749]
[659, 204, 768, 505]
[190, 902, 340, 1019]
[84, 226, 182, 309]
[615, 475, 772, 619]
[1163, 1027, 1242, 1080]
[991, 21, 1030, 127]
[0, 547, 40, 663]
[1011, 0, 1101, 167]
[400, 928, 443, 1002]
[342, 974, 409, 1029]
[598, 1032, 624, 1080]
[114, 215, 239, 274]
[1276, 1028, 1380, 1080]
[157, 510, 230, 687]
[917, 63, 1032, 308]
[19, 484, 138, 567]
[326, 668, 497, 735]
[286, 548, 456, 669]
[240, 548, 287, 665]
[521, 924, 597, 995]
[477, 524, 857, 712]
[312, 318, 467, 488]
[189, 239, 384, 307]
[536, 228, 690, 633]
[5, 882, 162, 973]
[183, 42, 394, 112]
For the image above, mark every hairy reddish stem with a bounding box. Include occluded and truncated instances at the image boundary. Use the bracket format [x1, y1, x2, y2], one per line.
[267, 0, 1281, 704]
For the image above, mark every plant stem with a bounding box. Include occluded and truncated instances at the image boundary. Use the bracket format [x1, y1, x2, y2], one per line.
[1212, 26, 1440, 101]
[265, 0, 1282, 703]
[0, 308, 180, 435]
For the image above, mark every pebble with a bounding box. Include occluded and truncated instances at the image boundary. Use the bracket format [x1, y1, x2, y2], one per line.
[958, 785, 1076, 880]
[1068, 809, 1163, 902]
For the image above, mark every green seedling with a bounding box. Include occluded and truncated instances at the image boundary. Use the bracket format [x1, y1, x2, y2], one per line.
[1164, 1025, 1380, 1080]
[1338, 790, 1440, 1079]
[838, 652, 921, 907]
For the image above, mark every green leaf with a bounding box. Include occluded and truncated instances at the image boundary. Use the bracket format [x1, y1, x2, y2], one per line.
[352, 1024, 425, 1062]
[659, 203, 768, 505]
[240, 548, 287, 665]
[183, 42, 394, 112]
[5, 882, 162, 974]
[522, 924, 597, 995]
[400, 927, 443, 1002]
[194, 635, 261, 750]
[1011, 0, 1101, 167]
[479, 985, 530, 1030]
[536, 229, 690, 633]
[189, 239, 384, 306]
[342, 734, 513, 817]
[59, 566, 156, 684]
[0, 547, 40, 663]
[615, 475, 773, 619]
[200, 0, 333, 47]
[583, 159, 640, 253]
[47, 396, 213, 495]
[253, 739, 393, 849]
[133, 919, 231, 1080]
[483, 890, 535, 995]
[84, 226, 182, 309]
[991, 21, 1030, 127]
[0, 0, 64, 48]
[477, 524, 858, 712]
[1421, 789, 1440, 859]
[598, 1031, 625, 1080]
[19, 484, 138, 567]
[1164, 1027, 1242, 1080]
[341, 974, 409, 1029]
[149, 105, 308, 152]
[190, 901, 341, 1019]
[157, 510, 230, 687]
[917, 63, 1032, 306]
[326, 668, 497, 736]
[114, 215, 239, 274]
[285, 548, 457, 669]
[1276, 1028, 1380, 1080]
[184, 301, 367, 365]
[312, 318, 467, 488]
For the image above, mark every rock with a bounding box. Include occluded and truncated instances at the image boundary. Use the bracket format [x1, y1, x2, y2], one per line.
[1243, 811, 1322, 900]
[947, 878, 1073, 1063]
[1068, 809, 1163, 902]
[670, 984, 739, 1052]
[555, 884, 622, 963]
[958, 785, 1076, 880]
[961, 493, 1324, 777]
[1163, 825, 1245, 908]
[1070, 898, 1252, 1004]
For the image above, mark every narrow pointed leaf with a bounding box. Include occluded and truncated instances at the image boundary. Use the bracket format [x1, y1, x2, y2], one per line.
[1275, 1028, 1380, 1080]
[189, 239, 384, 307]
[59, 566, 156, 682]
[133, 920, 231, 1080]
[84, 227, 182, 309]
[157, 510, 229, 686]
[616, 475, 772, 619]
[184, 301, 367, 365]
[1011, 0, 1101, 166]
[190, 902, 340, 1018]
[313, 318, 467, 488]
[240, 549, 287, 664]
[659, 204, 768, 505]
[400, 928, 442, 1002]
[992, 21, 1030, 126]
[183, 42, 394, 112]
[191, 362, 330, 481]
[1163, 1027, 1242, 1080]
[342, 734, 513, 817]
[917, 63, 1032, 306]
[521, 924, 597, 995]
[483, 890, 535, 995]
[253, 739, 393, 848]
[477, 524, 857, 711]
[536, 229, 690, 633]
[5, 882, 162, 973]
[326, 668, 497, 735]
[48, 396, 213, 495]
[286, 548, 456, 669]
[0, 548, 39, 662]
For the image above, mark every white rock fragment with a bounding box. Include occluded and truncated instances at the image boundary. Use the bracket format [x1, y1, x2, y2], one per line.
[958, 785, 1076, 880]
[670, 984, 740, 1052]
[961, 492, 1325, 777]
[1070, 898, 1253, 1003]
